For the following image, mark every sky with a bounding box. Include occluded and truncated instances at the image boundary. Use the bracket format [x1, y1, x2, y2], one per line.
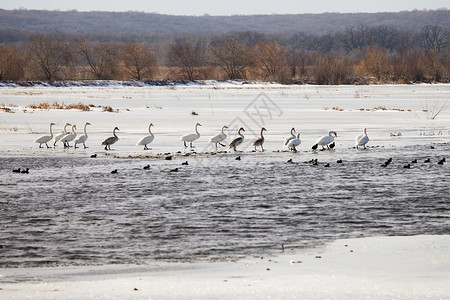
[0, 0, 448, 15]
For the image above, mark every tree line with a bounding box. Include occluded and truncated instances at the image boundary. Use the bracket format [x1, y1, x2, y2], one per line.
[0, 25, 449, 84]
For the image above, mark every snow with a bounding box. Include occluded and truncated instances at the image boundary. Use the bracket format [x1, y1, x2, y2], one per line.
[0, 235, 448, 299]
[0, 83, 449, 298]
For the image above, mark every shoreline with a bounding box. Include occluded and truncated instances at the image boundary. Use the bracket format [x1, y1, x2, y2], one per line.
[1, 235, 448, 299]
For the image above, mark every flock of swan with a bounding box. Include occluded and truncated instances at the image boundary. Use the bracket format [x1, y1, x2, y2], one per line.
[34, 122, 370, 152]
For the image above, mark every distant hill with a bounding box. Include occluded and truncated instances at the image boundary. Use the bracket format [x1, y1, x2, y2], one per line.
[0, 9, 449, 37]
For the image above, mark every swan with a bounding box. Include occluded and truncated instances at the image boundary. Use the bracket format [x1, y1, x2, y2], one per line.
[34, 122, 56, 148]
[74, 122, 91, 149]
[209, 125, 228, 148]
[53, 123, 71, 147]
[355, 128, 369, 149]
[284, 127, 296, 146]
[136, 123, 154, 150]
[60, 124, 77, 148]
[287, 133, 301, 152]
[229, 127, 245, 151]
[252, 127, 267, 151]
[312, 130, 337, 150]
[102, 127, 119, 150]
[180, 123, 201, 148]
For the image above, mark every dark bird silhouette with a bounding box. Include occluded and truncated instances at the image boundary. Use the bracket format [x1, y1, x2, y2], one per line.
[329, 142, 335, 149]
[411, 159, 417, 163]
[165, 155, 172, 160]
[90, 154, 97, 158]
[437, 158, 445, 165]
[403, 164, 411, 169]
[170, 168, 179, 172]
[324, 163, 330, 167]
[111, 169, 118, 174]
[12, 168, 21, 173]
[337, 159, 343, 163]
[287, 159, 293, 163]
[311, 144, 318, 151]
[430, 145, 435, 149]
[182, 161, 189, 165]
[143, 165, 150, 169]
[20, 168, 29, 174]
[424, 158, 431, 163]
[235, 156, 241, 161]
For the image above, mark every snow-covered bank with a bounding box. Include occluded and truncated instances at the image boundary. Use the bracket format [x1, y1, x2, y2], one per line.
[1, 235, 448, 300]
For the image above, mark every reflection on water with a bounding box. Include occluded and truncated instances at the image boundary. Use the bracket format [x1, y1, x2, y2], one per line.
[0, 144, 448, 267]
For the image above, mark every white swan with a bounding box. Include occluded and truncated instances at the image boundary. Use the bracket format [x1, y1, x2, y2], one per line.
[102, 127, 119, 150]
[312, 130, 337, 150]
[252, 127, 267, 151]
[287, 133, 301, 152]
[34, 122, 56, 148]
[60, 124, 77, 148]
[74, 122, 91, 149]
[136, 123, 154, 150]
[355, 128, 369, 149]
[209, 125, 228, 148]
[53, 123, 71, 147]
[181, 123, 201, 148]
[229, 127, 245, 151]
[284, 127, 296, 146]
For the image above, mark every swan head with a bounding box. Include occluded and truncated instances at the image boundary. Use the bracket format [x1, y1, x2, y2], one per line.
[65, 123, 71, 127]
[329, 130, 337, 137]
[196, 123, 202, 127]
[149, 123, 154, 127]
[222, 125, 228, 129]
[72, 124, 77, 130]
[114, 127, 120, 131]
[86, 122, 91, 126]
[50, 122, 56, 126]
[296, 133, 301, 138]
[238, 127, 245, 133]
[291, 127, 295, 134]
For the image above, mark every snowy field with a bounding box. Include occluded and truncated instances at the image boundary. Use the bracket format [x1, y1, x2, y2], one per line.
[0, 82, 449, 299]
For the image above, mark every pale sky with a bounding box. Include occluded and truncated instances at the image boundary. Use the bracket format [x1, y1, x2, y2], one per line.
[0, 0, 448, 15]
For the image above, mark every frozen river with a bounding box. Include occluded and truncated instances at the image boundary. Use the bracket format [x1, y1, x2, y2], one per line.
[0, 82, 449, 267]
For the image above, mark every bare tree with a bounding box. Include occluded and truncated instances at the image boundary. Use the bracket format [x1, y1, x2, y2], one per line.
[78, 40, 119, 80]
[420, 25, 448, 53]
[310, 52, 353, 85]
[25, 35, 73, 81]
[120, 42, 156, 80]
[0, 45, 24, 81]
[253, 41, 287, 81]
[361, 46, 391, 82]
[210, 38, 252, 80]
[168, 39, 206, 81]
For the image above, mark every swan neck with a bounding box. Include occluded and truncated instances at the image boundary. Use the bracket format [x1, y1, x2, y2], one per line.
[113, 128, 118, 137]
[148, 124, 153, 135]
[260, 128, 265, 139]
[84, 123, 88, 135]
[50, 123, 54, 136]
[195, 124, 200, 135]
[239, 129, 244, 137]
